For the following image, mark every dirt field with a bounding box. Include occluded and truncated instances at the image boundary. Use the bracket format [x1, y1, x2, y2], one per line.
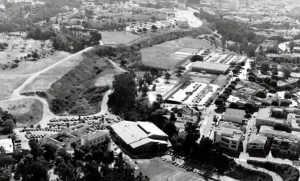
[101, 31, 140, 45]
[0, 75, 29, 100]
[0, 98, 43, 127]
[141, 37, 212, 70]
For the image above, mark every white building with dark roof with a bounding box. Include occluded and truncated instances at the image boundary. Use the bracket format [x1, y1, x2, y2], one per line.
[110, 121, 170, 155]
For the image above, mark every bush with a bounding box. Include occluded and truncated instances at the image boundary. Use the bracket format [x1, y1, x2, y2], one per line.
[247, 160, 299, 181]
[256, 91, 267, 99]
[268, 88, 277, 94]
[235, 78, 241, 82]
[280, 99, 291, 107]
[271, 100, 279, 106]
[284, 92, 292, 99]
[191, 55, 203, 62]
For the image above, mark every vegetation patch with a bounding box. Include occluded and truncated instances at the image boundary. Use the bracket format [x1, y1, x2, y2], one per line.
[247, 160, 300, 181]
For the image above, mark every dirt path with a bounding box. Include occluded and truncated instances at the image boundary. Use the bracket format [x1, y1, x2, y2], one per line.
[1, 45, 127, 129]
[11, 47, 93, 98]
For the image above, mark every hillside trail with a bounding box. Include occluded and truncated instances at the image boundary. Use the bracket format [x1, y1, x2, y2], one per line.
[1, 46, 115, 127]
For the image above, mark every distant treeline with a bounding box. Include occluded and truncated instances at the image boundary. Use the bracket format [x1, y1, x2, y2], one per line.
[194, 9, 264, 57]
[27, 26, 102, 52]
[0, 0, 82, 32]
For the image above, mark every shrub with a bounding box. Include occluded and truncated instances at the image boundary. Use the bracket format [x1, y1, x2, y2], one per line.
[256, 91, 267, 98]
[247, 160, 299, 181]
[271, 100, 279, 106]
[284, 92, 292, 99]
[280, 99, 291, 107]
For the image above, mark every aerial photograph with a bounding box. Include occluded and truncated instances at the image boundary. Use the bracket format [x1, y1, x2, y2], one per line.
[0, 0, 300, 180]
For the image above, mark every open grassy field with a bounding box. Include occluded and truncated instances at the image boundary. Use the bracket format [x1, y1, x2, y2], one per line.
[135, 159, 204, 181]
[101, 31, 140, 45]
[141, 37, 212, 70]
[0, 75, 29, 100]
[0, 34, 71, 75]
[0, 98, 43, 127]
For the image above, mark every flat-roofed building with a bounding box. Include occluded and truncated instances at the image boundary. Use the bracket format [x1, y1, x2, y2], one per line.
[191, 62, 230, 74]
[214, 126, 243, 152]
[109, 121, 170, 155]
[256, 107, 291, 127]
[259, 125, 299, 157]
[247, 134, 267, 152]
[41, 124, 109, 151]
[224, 108, 245, 124]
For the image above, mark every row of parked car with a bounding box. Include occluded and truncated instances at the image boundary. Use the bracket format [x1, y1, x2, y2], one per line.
[163, 150, 206, 176]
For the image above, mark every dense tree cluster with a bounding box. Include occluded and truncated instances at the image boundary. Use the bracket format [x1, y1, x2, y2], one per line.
[27, 26, 102, 52]
[247, 160, 299, 181]
[9, 138, 149, 181]
[195, 10, 263, 57]
[0, 107, 16, 134]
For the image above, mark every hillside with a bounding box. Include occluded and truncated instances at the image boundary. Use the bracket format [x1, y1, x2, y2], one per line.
[35, 27, 212, 115]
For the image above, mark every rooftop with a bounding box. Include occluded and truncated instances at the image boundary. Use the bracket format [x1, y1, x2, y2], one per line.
[110, 121, 169, 149]
[224, 108, 245, 120]
[248, 134, 267, 144]
[215, 126, 242, 141]
[259, 125, 298, 142]
[192, 62, 230, 72]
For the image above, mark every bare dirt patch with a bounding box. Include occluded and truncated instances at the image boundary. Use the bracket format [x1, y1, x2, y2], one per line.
[0, 98, 43, 127]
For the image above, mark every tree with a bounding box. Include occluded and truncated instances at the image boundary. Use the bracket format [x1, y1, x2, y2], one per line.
[141, 84, 149, 97]
[32, 52, 39, 59]
[164, 122, 177, 138]
[256, 91, 267, 99]
[215, 98, 225, 108]
[290, 41, 295, 53]
[280, 99, 291, 107]
[42, 143, 57, 161]
[191, 55, 203, 62]
[284, 92, 292, 99]
[229, 102, 239, 109]
[218, 94, 227, 101]
[264, 77, 272, 85]
[135, 172, 150, 181]
[261, 62, 270, 74]
[108, 73, 137, 110]
[2, 119, 14, 134]
[270, 80, 277, 88]
[151, 25, 158, 31]
[14, 155, 49, 181]
[271, 100, 279, 106]
[165, 72, 170, 83]
[269, 88, 277, 94]
[232, 68, 239, 74]
[282, 66, 292, 79]
[248, 75, 256, 82]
